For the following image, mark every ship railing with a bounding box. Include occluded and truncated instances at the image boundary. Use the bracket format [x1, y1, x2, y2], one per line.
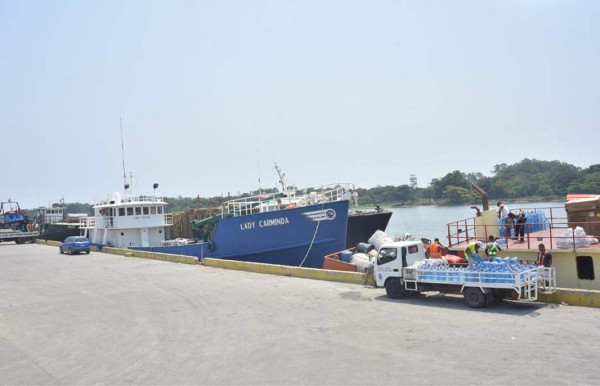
[446, 210, 599, 252]
[222, 183, 355, 218]
[43, 217, 65, 224]
[446, 206, 564, 247]
[94, 192, 166, 206]
[79, 215, 173, 228]
[75, 216, 114, 229]
[78, 216, 96, 229]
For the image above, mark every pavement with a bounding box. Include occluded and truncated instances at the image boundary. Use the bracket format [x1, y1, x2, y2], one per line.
[1, 243, 599, 385]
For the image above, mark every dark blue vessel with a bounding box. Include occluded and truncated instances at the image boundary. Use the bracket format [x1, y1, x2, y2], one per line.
[133, 199, 349, 269]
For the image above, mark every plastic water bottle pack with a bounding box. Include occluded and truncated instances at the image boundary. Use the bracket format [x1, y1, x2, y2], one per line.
[413, 257, 538, 285]
[498, 209, 549, 236]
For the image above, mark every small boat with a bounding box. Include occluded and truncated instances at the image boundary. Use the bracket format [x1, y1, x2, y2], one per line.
[0, 200, 40, 244]
[1, 200, 29, 231]
[34, 200, 84, 242]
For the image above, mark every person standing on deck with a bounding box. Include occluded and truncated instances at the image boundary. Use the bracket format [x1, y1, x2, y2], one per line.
[497, 202, 513, 239]
[515, 212, 527, 242]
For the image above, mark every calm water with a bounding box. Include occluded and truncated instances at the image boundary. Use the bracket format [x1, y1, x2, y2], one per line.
[381, 201, 567, 242]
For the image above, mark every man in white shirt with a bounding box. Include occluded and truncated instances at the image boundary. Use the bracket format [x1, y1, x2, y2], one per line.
[497, 201, 512, 239]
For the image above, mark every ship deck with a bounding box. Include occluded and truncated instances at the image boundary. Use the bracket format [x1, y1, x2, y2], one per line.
[449, 228, 600, 253]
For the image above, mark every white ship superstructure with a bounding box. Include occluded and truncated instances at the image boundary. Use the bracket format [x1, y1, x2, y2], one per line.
[80, 189, 173, 248]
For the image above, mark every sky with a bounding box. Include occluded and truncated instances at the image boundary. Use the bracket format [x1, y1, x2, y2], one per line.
[1, 0, 599, 209]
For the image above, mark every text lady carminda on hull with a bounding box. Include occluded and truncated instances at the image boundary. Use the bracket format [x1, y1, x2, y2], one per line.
[240, 217, 291, 230]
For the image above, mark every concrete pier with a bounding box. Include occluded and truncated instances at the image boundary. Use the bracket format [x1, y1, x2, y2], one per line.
[1, 243, 600, 385]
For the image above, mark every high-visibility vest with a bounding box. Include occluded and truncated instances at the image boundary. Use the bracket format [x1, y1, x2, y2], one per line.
[488, 242, 499, 256]
[464, 242, 477, 261]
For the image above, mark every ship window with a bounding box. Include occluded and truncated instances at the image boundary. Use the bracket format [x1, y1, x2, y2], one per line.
[150, 207, 156, 215]
[118, 208, 125, 216]
[135, 207, 141, 215]
[143, 207, 149, 215]
[158, 206, 163, 214]
[576, 256, 595, 280]
[377, 248, 397, 265]
[127, 207, 133, 216]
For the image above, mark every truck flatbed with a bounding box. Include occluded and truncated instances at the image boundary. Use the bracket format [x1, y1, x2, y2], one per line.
[403, 266, 556, 301]
[0, 231, 40, 243]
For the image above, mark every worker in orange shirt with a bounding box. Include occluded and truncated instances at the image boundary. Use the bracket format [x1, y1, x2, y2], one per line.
[427, 238, 444, 258]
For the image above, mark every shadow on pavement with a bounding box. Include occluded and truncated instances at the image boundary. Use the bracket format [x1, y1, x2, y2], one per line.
[372, 291, 558, 316]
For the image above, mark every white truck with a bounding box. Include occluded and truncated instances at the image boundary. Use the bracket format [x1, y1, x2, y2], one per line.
[0, 229, 40, 244]
[374, 240, 556, 308]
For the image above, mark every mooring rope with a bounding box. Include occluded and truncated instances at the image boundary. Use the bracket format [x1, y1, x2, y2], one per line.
[299, 201, 326, 268]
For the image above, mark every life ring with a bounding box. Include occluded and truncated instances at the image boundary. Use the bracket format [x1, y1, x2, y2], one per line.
[207, 241, 215, 252]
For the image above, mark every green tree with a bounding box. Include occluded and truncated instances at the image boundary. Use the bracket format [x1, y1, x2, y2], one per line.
[442, 186, 471, 204]
[568, 164, 600, 194]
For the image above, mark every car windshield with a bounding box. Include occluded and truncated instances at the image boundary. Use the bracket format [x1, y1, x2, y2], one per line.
[74, 237, 88, 242]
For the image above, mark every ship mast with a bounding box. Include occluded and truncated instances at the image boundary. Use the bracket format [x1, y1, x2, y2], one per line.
[120, 119, 130, 197]
[274, 163, 287, 195]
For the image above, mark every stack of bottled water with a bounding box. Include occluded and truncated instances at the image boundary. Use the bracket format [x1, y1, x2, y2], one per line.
[414, 259, 446, 281]
[498, 209, 549, 237]
[524, 210, 549, 233]
[413, 257, 538, 285]
[475, 258, 531, 284]
[555, 226, 599, 249]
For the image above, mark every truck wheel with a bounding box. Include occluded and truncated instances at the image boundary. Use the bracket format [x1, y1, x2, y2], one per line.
[464, 287, 487, 308]
[385, 279, 407, 299]
[15, 238, 24, 245]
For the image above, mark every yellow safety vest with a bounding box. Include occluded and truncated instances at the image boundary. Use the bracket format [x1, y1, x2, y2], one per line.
[488, 242, 499, 256]
[464, 242, 477, 261]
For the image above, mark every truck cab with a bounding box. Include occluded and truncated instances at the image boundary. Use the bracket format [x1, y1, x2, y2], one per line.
[374, 240, 426, 296]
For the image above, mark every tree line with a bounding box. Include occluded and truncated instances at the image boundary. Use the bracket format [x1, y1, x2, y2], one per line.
[358, 159, 600, 206]
[37, 159, 600, 213]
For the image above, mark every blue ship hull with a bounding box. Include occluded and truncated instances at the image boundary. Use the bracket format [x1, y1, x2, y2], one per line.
[132, 200, 349, 269]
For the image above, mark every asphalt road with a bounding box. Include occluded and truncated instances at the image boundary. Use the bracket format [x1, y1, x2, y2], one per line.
[1, 243, 599, 385]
